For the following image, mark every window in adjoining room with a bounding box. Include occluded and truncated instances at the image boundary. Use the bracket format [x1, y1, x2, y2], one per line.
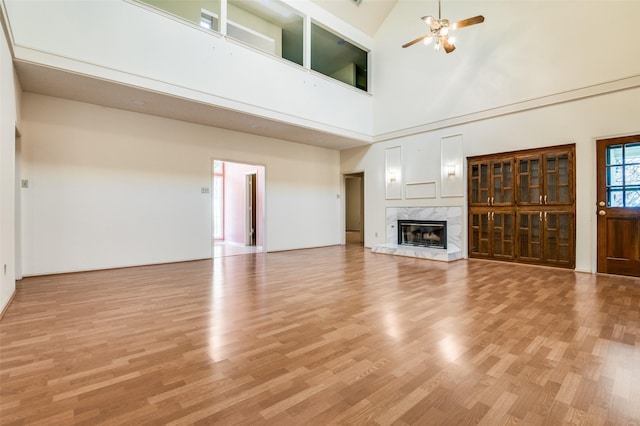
[311, 22, 368, 92]
[227, 0, 303, 65]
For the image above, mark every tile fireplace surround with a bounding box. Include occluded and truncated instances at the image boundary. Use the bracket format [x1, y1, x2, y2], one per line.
[371, 207, 463, 262]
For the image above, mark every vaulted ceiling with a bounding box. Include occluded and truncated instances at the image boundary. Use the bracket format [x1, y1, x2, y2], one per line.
[311, 0, 397, 37]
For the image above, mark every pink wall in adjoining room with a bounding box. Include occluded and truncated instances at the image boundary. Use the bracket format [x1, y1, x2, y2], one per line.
[223, 161, 264, 247]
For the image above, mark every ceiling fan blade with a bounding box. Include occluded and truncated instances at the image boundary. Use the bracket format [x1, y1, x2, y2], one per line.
[442, 38, 456, 53]
[402, 34, 431, 48]
[452, 15, 485, 30]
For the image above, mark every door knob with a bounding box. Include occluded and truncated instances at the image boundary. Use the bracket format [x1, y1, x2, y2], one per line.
[598, 201, 606, 207]
[598, 210, 606, 216]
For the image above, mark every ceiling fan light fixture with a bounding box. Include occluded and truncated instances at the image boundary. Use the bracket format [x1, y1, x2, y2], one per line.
[401, 0, 484, 53]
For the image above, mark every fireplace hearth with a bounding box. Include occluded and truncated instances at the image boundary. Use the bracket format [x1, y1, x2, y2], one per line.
[398, 220, 447, 249]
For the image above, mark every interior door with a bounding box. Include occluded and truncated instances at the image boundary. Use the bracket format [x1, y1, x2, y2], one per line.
[246, 173, 257, 246]
[596, 136, 640, 277]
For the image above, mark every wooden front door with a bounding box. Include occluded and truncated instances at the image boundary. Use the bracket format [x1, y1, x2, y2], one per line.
[596, 135, 640, 277]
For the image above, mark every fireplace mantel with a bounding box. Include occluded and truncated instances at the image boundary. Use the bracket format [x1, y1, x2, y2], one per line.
[371, 207, 463, 262]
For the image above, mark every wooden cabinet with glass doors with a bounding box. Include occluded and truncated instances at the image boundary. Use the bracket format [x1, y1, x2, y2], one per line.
[469, 211, 515, 260]
[468, 144, 575, 269]
[469, 158, 514, 207]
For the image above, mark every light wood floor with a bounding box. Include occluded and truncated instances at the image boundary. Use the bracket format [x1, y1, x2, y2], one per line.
[1, 246, 639, 425]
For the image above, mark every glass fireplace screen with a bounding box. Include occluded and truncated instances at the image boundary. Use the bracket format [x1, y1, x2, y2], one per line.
[398, 220, 447, 249]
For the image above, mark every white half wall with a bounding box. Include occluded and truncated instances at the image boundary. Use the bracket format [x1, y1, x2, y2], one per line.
[3, 0, 373, 141]
[341, 87, 640, 274]
[20, 94, 341, 276]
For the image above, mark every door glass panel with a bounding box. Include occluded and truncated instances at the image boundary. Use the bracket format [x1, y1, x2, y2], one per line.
[626, 143, 640, 163]
[559, 246, 569, 260]
[547, 213, 557, 229]
[607, 166, 624, 185]
[481, 214, 488, 239]
[494, 230, 503, 255]
[547, 230, 557, 259]
[532, 187, 540, 203]
[494, 214, 504, 255]
[531, 244, 540, 258]
[504, 163, 512, 186]
[520, 175, 529, 202]
[559, 187, 569, 203]
[472, 180, 478, 203]
[547, 156, 556, 173]
[608, 188, 624, 207]
[626, 187, 640, 207]
[559, 214, 569, 242]
[607, 145, 623, 165]
[626, 165, 640, 185]
[504, 215, 512, 238]
[547, 173, 557, 202]
[494, 175, 502, 202]
[559, 155, 569, 185]
[531, 160, 540, 185]
[606, 143, 640, 207]
[472, 229, 479, 252]
[480, 164, 489, 203]
[531, 216, 540, 240]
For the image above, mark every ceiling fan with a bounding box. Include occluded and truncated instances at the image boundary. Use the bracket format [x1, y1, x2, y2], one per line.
[402, 0, 484, 53]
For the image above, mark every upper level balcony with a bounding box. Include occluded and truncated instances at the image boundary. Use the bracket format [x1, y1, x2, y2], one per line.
[1, 0, 374, 149]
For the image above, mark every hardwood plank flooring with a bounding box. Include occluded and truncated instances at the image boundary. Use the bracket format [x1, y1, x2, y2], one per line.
[1, 245, 639, 425]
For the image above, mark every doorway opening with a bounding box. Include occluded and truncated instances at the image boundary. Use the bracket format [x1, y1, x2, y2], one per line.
[212, 159, 265, 258]
[344, 172, 364, 245]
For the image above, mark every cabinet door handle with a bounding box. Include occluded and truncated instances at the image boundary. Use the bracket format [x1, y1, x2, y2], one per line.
[487, 197, 490, 206]
[488, 212, 491, 220]
[492, 212, 495, 220]
[539, 212, 543, 221]
[539, 195, 543, 204]
[491, 197, 494, 206]
[544, 212, 547, 221]
[544, 195, 548, 204]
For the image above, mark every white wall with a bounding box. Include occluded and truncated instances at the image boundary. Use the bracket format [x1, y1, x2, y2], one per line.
[341, 0, 640, 275]
[20, 94, 341, 276]
[341, 87, 640, 273]
[0, 21, 20, 314]
[4, 0, 373, 141]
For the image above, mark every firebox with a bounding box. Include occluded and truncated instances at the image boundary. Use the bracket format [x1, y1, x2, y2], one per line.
[397, 220, 447, 249]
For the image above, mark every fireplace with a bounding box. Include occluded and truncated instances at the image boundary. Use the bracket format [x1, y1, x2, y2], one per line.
[398, 220, 447, 249]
